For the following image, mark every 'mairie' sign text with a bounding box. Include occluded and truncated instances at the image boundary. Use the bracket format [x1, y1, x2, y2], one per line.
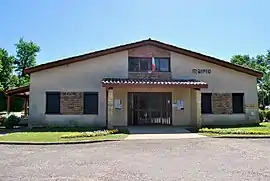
[192, 68, 211, 75]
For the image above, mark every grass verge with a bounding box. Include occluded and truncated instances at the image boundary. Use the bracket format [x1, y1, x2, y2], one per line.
[0, 127, 128, 142]
[199, 122, 270, 136]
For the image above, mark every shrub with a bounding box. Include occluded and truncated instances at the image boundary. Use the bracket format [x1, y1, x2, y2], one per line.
[2, 114, 21, 129]
[259, 110, 266, 122]
[198, 127, 269, 135]
[0, 115, 5, 126]
[265, 110, 270, 121]
[60, 129, 119, 139]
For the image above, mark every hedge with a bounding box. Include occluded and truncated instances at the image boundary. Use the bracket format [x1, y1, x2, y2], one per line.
[259, 109, 270, 121]
[199, 128, 269, 135]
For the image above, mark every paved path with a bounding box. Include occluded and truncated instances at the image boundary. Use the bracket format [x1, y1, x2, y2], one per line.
[0, 138, 269, 181]
[125, 133, 205, 140]
[126, 126, 204, 140]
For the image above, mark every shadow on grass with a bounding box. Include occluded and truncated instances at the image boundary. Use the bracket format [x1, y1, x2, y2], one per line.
[26, 127, 106, 132]
[0, 126, 28, 134]
[0, 126, 130, 134]
[202, 123, 267, 129]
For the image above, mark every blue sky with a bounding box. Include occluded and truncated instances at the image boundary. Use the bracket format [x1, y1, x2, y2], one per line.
[1, 0, 269, 64]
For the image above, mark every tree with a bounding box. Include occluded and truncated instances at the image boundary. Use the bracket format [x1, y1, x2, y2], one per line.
[230, 51, 270, 106]
[14, 37, 40, 85]
[230, 55, 252, 67]
[0, 51, 3, 90]
[0, 48, 15, 91]
[0, 38, 40, 112]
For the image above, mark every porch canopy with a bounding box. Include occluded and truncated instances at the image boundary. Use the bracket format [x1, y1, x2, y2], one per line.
[101, 78, 208, 88]
[4, 85, 29, 116]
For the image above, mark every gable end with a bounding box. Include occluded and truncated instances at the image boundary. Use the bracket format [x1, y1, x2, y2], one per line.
[24, 39, 263, 78]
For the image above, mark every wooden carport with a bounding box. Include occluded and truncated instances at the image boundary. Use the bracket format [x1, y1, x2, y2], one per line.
[4, 86, 29, 117]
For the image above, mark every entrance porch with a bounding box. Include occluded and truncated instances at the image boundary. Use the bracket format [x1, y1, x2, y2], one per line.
[102, 78, 208, 129]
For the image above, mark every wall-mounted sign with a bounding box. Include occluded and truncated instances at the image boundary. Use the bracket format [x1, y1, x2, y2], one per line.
[192, 68, 211, 75]
[177, 100, 184, 110]
[114, 99, 122, 110]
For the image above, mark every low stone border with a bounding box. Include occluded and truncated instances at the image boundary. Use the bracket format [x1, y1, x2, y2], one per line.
[0, 139, 121, 145]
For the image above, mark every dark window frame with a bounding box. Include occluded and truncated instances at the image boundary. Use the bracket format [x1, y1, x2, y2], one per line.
[128, 57, 171, 72]
[45, 92, 60, 114]
[154, 57, 171, 72]
[232, 93, 244, 114]
[201, 93, 212, 114]
[128, 57, 151, 72]
[83, 92, 99, 115]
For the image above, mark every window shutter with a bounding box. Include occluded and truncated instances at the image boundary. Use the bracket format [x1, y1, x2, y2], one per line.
[232, 93, 244, 113]
[46, 92, 60, 114]
[84, 92, 99, 114]
[201, 93, 212, 114]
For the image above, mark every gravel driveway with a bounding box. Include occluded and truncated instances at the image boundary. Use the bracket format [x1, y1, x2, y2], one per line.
[0, 138, 269, 181]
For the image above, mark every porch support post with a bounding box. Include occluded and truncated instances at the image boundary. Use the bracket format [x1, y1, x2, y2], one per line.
[196, 90, 202, 129]
[24, 97, 28, 117]
[7, 95, 11, 114]
[107, 88, 114, 129]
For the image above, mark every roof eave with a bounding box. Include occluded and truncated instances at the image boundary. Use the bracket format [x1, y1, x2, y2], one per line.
[102, 83, 208, 89]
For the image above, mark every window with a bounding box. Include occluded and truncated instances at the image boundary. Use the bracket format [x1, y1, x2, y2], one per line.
[84, 92, 99, 114]
[201, 93, 212, 114]
[128, 58, 150, 72]
[46, 92, 60, 114]
[232, 93, 244, 113]
[140, 59, 150, 71]
[128, 58, 140, 72]
[128, 57, 170, 72]
[155, 58, 170, 72]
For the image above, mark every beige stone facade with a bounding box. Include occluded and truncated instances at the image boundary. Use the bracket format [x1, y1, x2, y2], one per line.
[27, 40, 261, 128]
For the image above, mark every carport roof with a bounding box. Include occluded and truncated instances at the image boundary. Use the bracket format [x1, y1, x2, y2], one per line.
[4, 85, 29, 97]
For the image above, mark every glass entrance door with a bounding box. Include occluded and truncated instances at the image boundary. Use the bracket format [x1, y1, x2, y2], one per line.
[128, 92, 172, 125]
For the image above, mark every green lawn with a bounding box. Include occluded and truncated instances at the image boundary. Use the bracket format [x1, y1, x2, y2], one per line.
[199, 122, 270, 135]
[0, 127, 128, 142]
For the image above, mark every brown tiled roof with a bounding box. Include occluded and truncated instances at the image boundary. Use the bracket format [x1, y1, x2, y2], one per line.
[101, 78, 208, 88]
[24, 39, 263, 78]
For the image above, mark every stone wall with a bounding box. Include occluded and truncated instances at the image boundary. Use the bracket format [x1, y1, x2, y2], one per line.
[60, 92, 83, 115]
[212, 93, 232, 114]
[128, 72, 172, 80]
[128, 45, 171, 57]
